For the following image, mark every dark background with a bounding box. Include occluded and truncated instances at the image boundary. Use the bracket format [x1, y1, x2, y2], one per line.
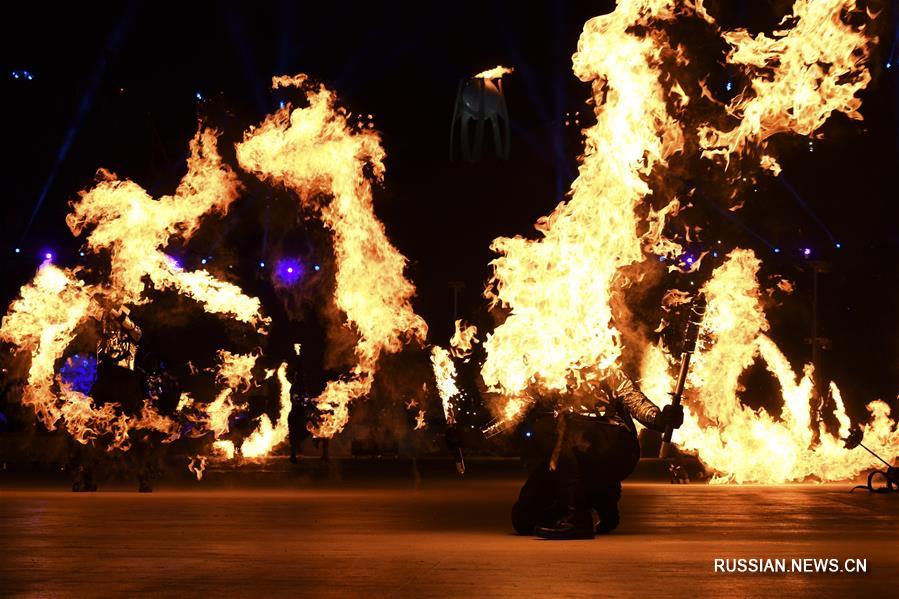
[2, 0, 897, 423]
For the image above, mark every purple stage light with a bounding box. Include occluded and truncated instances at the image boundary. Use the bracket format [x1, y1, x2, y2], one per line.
[803, 248, 811, 257]
[44, 251, 53, 261]
[275, 258, 304, 285]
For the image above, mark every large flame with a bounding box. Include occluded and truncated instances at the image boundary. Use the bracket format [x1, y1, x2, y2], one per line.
[479, 0, 702, 425]
[2, 0, 893, 484]
[1, 128, 276, 459]
[236, 75, 427, 438]
[477, 0, 895, 483]
[699, 0, 874, 174]
[0, 263, 178, 450]
[642, 250, 898, 483]
[67, 128, 267, 327]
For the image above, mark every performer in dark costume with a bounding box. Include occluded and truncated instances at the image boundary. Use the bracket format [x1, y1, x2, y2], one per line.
[286, 348, 311, 463]
[512, 369, 683, 539]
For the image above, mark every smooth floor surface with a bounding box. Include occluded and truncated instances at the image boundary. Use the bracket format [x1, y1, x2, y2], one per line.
[1, 481, 896, 597]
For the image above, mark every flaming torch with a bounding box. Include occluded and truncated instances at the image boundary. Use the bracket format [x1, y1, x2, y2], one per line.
[659, 294, 706, 459]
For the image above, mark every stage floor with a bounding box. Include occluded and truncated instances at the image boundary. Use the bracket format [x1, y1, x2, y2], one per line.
[1, 481, 896, 597]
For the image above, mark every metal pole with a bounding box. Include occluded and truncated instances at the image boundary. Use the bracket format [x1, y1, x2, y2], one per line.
[448, 281, 465, 322]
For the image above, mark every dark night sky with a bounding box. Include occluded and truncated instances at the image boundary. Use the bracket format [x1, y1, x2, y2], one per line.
[2, 1, 897, 420]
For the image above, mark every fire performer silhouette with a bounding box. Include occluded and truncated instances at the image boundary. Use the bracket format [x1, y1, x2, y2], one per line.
[512, 371, 683, 540]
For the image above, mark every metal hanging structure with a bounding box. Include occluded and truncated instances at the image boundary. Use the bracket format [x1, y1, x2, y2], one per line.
[450, 66, 512, 162]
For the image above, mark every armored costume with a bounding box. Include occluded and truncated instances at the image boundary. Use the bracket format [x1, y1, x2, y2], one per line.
[512, 369, 682, 539]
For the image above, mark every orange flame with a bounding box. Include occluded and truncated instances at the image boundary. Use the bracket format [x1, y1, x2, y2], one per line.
[699, 0, 873, 174]
[431, 346, 460, 425]
[642, 250, 898, 483]
[473, 65, 514, 79]
[240, 364, 291, 457]
[67, 128, 267, 328]
[188, 456, 207, 480]
[480, 1, 703, 426]
[449, 320, 478, 359]
[236, 76, 427, 438]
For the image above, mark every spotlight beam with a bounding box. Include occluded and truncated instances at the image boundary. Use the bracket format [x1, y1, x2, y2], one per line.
[487, 4, 551, 125]
[19, 2, 138, 244]
[276, 0, 296, 74]
[693, 190, 780, 253]
[223, 4, 269, 115]
[777, 175, 838, 245]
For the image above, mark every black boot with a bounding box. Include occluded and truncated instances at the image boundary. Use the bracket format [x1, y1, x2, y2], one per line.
[595, 508, 620, 534]
[535, 509, 595, 540]
[594, 482, 622, 534]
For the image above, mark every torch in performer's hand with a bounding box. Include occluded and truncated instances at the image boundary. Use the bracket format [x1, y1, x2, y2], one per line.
[659, 294, 706, 459]
[431, 346, 466, 474]
[444, 423, 465, 475]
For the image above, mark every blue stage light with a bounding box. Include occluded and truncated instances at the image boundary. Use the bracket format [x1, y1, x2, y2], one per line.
[195, 91, 203, 101]
[201, 258, 207, 265]
[14, 248, 20, 254]
[725, 80, 733, 91]
[44, 252, 53, 261]
[712, 251, 718, 258]
[835, 242, 842, 249]
[59, 353, 98, 395]
[259, 261, 266, 268]
[774, 248, 781, 254]
[275, 258, 304, 285]
[314, 264, 321, 271]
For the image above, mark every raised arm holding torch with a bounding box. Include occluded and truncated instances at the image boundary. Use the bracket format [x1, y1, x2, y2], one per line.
[660, 295, 706, 459]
